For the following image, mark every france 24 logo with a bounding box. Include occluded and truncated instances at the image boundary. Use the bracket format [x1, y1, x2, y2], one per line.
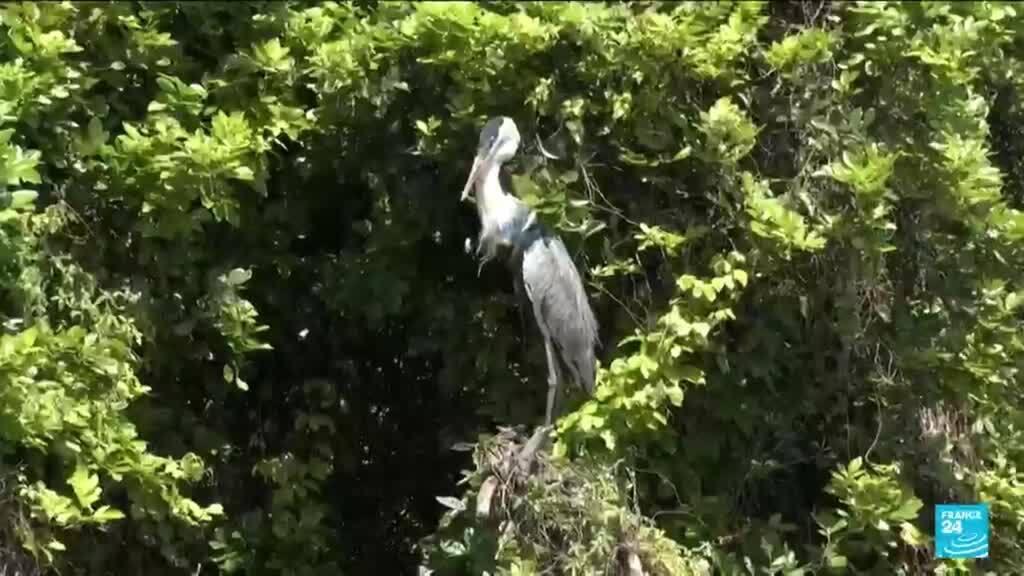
[935, 504, 989, 559]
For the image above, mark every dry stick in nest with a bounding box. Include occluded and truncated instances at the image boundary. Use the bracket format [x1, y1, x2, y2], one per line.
[469, 427, 665, 576]
[625, 548, 646, 576]
[475, 425, 553, 519]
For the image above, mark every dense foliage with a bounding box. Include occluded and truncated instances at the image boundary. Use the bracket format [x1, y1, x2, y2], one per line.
[1, 1, 1024, 574]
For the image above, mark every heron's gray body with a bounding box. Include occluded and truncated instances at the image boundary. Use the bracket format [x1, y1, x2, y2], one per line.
[461, 117, 599, 425]
[515, 224, 598, 397]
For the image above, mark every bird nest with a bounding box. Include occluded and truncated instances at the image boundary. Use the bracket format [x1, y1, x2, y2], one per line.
[419, 426, 711, 576]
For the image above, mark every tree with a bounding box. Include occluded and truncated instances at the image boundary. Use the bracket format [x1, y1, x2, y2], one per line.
[1, 1, 1023, 574]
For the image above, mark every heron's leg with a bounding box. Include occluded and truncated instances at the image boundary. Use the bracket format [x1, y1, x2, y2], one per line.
[543, 336, 561, 426]
[474, 234, 485, 260]
[477, 252, 495, 277]
[475, 231, 496, 276]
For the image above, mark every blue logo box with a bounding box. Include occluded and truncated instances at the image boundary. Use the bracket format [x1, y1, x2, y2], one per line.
[935, 504, 989, 559]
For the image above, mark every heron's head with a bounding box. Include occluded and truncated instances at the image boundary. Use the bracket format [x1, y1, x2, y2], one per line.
[461, 116, 520, 201]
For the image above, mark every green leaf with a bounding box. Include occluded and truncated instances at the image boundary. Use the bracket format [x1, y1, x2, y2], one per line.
[733, 269, 749, 287]
[233, 166, 255, 181]
[436, 496, 465, 512]
[87, 116, 108, 146]
[665, 385, 684, 406]
[225, 268, 252, 286]
[69, 464, 101, 510]
[893, 497, 922, 520]
[848, 457, 863, 474]
[600, 430, 617, 451]
[92, 505, 126, 523]
[46, 539, 67, 552]
[899, 521, 925, 547]
[2, 148, 41, 185]
[19, 325, 38, 347]
[828, 555, 848, 569]
[580, 414, 606, 430]
[10, 189, 37, 210]
[1006, 291, 1024, 311]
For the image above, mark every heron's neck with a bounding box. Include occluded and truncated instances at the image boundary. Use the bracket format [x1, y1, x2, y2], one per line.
[477, 160, 508, 212]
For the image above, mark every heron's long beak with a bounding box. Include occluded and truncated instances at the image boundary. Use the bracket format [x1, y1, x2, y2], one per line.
[460, 137, 503, 202]
[460, 154, 484, 202]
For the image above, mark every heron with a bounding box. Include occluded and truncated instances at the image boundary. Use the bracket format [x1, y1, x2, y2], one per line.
[459, 116, 599, 427]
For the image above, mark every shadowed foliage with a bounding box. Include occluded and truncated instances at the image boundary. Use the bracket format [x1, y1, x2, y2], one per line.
[1, 2, 1024, 575]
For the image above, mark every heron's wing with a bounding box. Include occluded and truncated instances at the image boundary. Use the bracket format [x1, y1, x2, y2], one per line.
[511, 265, 533, 339]
[521, 232, 599, 394]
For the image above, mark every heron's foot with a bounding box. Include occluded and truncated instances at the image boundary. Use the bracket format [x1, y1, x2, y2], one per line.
[475, 238, 491, 259]
[475, 242, 497, 277]
[516, 425, 553, 473]
[476, 253, 494, 277]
